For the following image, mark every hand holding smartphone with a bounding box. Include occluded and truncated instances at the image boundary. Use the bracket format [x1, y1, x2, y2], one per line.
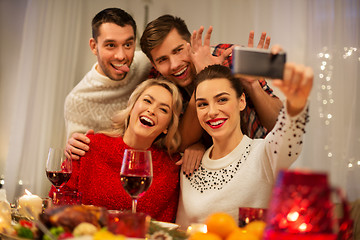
[231, 46, 286, 79]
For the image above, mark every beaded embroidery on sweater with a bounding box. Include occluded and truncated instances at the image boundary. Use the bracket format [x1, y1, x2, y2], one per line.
[186, 103, 309, 194]
[186, 143, 251, 193]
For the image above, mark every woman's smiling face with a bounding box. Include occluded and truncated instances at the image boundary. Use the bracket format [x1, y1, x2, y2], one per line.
[195, 78, 245, 141]
[128, 85, 173, 141]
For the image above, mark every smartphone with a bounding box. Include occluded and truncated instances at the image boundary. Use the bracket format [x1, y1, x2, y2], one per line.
[231, 46, 286, 79]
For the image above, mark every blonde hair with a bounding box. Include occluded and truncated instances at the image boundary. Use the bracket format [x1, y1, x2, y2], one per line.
[102, 78, 182, 154]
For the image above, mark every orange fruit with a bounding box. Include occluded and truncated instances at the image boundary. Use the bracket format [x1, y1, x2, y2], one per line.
[226, 227, 259, 240]
[205, 212, 237, 239]
[189, 232, 222, 240]
[245, 220, 266, 238]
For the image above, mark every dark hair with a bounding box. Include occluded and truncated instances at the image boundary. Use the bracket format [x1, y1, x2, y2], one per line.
[140, 14, 191, 62]
[194, 65, 244, 98]
[92, 8, 137, 41]
[195, 65, 247, 134]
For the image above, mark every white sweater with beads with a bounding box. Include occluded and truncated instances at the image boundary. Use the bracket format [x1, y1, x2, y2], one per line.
[64, 51, 152, 139]
[176, 101, 309, 229]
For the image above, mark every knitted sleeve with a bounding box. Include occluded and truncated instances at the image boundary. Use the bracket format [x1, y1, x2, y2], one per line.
[264, 101, 310, 177]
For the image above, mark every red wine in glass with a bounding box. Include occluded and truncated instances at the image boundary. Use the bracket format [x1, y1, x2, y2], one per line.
[120, 149, 153, 213]
[46, 171, 72, 188]
[120, 175, 153, 199]
[46, 148, 72, 203]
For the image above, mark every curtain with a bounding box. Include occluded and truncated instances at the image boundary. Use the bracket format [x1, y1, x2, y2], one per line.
[2, 0, 359, 203]
[299, 0, 360, 201]
[4, 0, 84, 201]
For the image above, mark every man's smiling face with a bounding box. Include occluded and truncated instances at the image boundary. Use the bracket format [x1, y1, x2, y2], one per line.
[90, 23, 135, 81]
[150, 28, 196, 88]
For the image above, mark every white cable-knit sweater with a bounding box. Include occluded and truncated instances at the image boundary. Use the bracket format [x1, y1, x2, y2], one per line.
[176, 102, 309, 229]
[64, 51, 152, 139]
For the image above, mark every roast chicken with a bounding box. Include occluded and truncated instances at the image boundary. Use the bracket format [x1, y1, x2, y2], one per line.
[39, 205, 107, 232]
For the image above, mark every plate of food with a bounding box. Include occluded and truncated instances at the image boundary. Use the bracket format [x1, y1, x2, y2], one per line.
[4, 205, 187, 240]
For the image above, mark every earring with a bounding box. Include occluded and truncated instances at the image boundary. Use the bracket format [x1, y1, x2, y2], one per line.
[163, 129, 168, 135]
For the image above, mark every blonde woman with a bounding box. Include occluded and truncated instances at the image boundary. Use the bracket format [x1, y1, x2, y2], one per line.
[52, 79, 182, 222]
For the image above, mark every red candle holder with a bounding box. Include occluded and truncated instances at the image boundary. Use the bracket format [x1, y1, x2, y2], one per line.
[263, 170, 353, 240]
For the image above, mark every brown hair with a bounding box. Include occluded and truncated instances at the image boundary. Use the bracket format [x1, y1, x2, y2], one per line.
[195, 65, 247, 134]
[140, 15, 191, 62]
[91, 8, 137, 41]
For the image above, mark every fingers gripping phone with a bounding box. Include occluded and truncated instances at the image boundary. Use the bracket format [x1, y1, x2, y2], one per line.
[231, 46, 286, 79]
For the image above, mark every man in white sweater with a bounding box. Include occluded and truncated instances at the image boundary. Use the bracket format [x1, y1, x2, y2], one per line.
[64, 8, 152, 145]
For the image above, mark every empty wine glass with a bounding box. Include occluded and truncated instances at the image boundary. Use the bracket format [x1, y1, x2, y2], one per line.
[45, 148, 72, 203]
[120, 149, 153, 213]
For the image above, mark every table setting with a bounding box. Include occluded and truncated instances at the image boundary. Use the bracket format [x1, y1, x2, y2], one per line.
[0, 147, 355, 240]
[0, 148, 188, 240]
[1, 197, 187, 240]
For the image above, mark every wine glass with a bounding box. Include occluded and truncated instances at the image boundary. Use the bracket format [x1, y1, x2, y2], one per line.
[120, 149, 153, 213]
[45, 148, 72, 203]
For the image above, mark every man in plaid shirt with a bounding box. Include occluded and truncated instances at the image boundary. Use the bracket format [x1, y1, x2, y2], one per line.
[140, 15, 283, 174]
[140, 15, 282, 155]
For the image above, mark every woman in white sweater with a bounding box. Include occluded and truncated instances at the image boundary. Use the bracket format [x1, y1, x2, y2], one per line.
[176, 61, 313, 229]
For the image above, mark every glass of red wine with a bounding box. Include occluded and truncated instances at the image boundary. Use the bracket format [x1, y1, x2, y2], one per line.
[120, 149, 153, 213]
[45, 148, 72, 204]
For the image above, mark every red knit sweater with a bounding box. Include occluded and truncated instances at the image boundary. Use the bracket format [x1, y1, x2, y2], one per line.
[52, 133, 181, 223]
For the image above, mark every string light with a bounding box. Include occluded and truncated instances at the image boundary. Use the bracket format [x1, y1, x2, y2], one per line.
[317, 47, 333, 127]
[343, 47, 357, 59]
[317, 46, 360, 169]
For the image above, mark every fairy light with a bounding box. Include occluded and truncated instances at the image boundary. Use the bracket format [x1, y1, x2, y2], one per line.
[318, 46, 359, 169]
[343, 47, 357, 59]
[317, 47, 333, 128]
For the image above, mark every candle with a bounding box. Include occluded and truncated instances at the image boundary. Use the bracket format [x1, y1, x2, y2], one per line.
[187, 223, 208, 235]
[0, 189, 12, 231]
[18, 189, 43, 219]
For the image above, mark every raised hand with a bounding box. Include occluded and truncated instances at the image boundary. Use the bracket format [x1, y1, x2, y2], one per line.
[271, 45, 313, 116]
[240, 31, 272, 87]
[188, 26, 232, 73]
[272, 62, 313, 116]
[248, 30, 271, 49]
